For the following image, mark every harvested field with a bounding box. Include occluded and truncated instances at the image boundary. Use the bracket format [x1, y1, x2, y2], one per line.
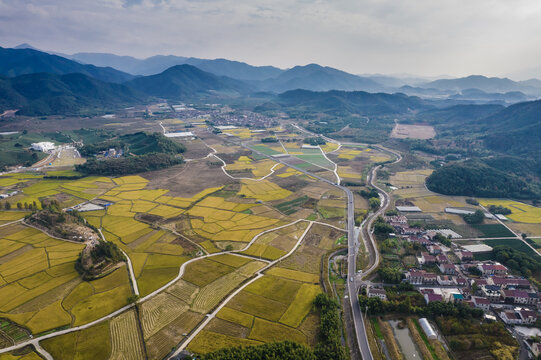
[188, 330, 261, 355]
[391, 124, 436, 139]
[110, 310, 145, 360]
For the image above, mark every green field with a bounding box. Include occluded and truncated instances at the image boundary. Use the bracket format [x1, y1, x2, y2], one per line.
[483, 239, 538, 256]
[471, 224, 515, 238]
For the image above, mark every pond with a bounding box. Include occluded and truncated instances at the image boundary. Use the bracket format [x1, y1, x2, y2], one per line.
[388, 320, 422, 360]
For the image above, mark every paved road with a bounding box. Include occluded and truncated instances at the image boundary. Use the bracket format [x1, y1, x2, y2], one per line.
[243, 138, 403, 360]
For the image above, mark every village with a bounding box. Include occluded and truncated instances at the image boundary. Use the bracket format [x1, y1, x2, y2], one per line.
[363, 213, 541, 357]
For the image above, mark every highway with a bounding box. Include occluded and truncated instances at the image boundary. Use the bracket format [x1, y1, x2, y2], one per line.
[242, 135, 401, 360]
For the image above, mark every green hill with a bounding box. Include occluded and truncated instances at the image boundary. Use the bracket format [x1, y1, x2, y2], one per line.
[0, 47, 134, 83]
[426, 159, 540, 200]
[125, 64, 252, 99]
[0, 72, 144, 115]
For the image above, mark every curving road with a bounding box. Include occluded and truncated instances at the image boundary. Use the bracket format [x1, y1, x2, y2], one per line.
[242, 133, 402, 360]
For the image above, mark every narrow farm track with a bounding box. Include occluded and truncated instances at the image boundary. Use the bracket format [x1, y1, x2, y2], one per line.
[168, 221, 314, 358]
[201, 141, 282, 181]
[0, 218, 337, 356]
[0, 129, 393, 359]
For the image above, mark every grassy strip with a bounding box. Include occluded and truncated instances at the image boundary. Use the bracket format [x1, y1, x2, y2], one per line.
[378, 318, 403, 360]
[412, 318, 450, 360]
[407, 318, 434, 360]
[371, 318, 383, 339]
[367, 318, 384, 360]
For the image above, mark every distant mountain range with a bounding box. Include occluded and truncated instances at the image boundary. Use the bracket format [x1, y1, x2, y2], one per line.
[7, 44, 541, 102]
[2, 43, 541, 118]
[70, 52, 283, 81]
[0, 47, 134, 83]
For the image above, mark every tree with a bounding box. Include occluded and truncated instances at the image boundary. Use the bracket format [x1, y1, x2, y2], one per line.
[5, 202, 11, 210]
[463, 210, 485, 224]
[16, 202, 22, 210]
[369, 197, 380, 210]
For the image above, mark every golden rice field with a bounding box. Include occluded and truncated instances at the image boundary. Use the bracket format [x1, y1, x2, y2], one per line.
[276, 167, 303, 178]
[238, 179, 292, 202]
[338, 149, 363, 160]
[337, 166, 362, 179]
[320, 142, 340, 153]
[479, 199, 541, 223]
[109, 310, 145, 360]
[222, 128, 253, 139]
[0, 223, 134, 334]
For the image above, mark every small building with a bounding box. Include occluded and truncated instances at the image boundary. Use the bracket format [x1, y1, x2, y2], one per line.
[425, 293, 443, 304]
[31, 142, 55, 152]
[367, 287, 387, 301]
[472, 296, 491, 311]
[427, 244, 442, 255]
[437, 275, 454, 286]
[436, 254, 450, 264]
[455, 250, 473, 261]
[396, 206, 422, 212]
[481, 285, 502, 302]
[502, 290, 531, 305]
[421, 252, 436, 265]
[419, 318, 437, 340]
[478, 263, 508, 276]
[439, 264, 457, 275]
[500, 310, 521, 325]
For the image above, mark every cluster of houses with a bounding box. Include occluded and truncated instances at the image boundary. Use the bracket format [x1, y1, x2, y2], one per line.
[375, 214, 541, 327]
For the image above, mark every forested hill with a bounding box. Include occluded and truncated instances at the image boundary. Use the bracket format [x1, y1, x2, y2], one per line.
[426, 160, 540, 200]
[257, 89, 428, 116]
[0, 47, 134, 83]
[0, 72, 143, 116]
[480, 99, 541, 155]
[124, 64, 252, 99]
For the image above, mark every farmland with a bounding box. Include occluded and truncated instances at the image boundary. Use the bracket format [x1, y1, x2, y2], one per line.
[0, 123, 386, 359]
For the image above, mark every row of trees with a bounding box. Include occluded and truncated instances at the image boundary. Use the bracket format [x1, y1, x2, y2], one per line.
[358, 295, 483, 319]
[1, 200, 38, 211]
[76, 153, 183, 176]
[199, 293, 347, 360]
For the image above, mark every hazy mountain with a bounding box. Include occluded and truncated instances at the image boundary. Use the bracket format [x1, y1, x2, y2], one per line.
[256, 64, 384, 93]
[416, 104, 504, 125]
[0, 47, 134, 83]
[422, 75, 541, 95]
[13, 43, 40, 51]
[479, 99, 541, 155]
[70, 52, 146, 74]
[125, 64, 252, 99]
[0, 72, 143, 115]
[71, 52, 283, 80]
[448, 88, 530, 104]
[257, 88, 427, 116]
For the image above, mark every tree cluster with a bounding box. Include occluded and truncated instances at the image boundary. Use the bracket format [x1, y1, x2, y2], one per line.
[303, 137, 326, 146]
[358, 295, 483, 319]
[261, 137, 278, 143]
[76, 153, 183, 176]
[463, 210, 485, 224]
[493, 246, 541, 278]
[201, 341, 315, 360]
[488, 205, 512, 215]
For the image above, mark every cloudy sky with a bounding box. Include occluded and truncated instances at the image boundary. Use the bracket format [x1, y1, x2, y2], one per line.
[2, 0, 541, 78]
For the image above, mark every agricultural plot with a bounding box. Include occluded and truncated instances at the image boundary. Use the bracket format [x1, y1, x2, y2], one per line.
[471, 224, 515, 238]
[109, 310, 145, 360]
[41, 321, 112, 360]
[482, 239, 538, 256]
[479, 199, 541, 224]
[188, 197, 285, 245]
[187, 222, 341, 355]
[225, 156, 280, 178]
[0, 350, 43, 360]
[0, 211, 30, 225]
[140, 255, 265, 359]
[240, 221, 309, 260]
[238, 179, 292, 202]
[0, 222, 130, 335]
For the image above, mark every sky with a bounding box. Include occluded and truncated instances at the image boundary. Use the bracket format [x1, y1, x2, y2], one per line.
[1, 0, 541, 79]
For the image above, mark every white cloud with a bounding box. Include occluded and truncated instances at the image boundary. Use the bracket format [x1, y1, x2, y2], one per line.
[1, 0, 541, 77]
